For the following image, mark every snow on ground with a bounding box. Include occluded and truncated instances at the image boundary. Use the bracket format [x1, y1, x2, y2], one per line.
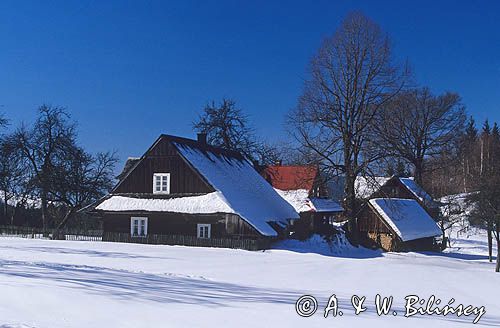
[0, 230, 498, 328]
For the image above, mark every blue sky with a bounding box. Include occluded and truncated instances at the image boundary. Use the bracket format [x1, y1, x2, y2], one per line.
[0, 0, 499, 167]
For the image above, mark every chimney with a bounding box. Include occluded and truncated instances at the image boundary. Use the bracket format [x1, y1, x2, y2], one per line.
[197, 133, 207, 145]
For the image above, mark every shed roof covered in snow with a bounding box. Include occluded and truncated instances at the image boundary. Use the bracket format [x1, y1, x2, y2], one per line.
[274, 189, 343, 213]
[398, 178, 435, 206]
[96, 192, 234, 214]
[355, 176, 391, 199]
[369, 198, 441, 242]
[263, 165, 343, 214]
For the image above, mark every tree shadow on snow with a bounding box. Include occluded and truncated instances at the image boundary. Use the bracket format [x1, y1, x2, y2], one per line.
[271, 237, 383, 259]
[417, 251, 495, 262]
[0, 259, 499, 326]
[0, 245, 166, 260]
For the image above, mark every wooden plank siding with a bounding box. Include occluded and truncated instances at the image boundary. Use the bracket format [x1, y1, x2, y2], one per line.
[114, 138, 213, 194]
[102, 212, 261, 238]
[370, 178, 416, 200]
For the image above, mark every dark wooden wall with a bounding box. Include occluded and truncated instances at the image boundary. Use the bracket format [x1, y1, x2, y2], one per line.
[357, 205, 396, 251]
[357, 205, 392, 235]
[114, 137, 213, 194]
[102, 212, 261, 238]
[371, 179, 415, 200]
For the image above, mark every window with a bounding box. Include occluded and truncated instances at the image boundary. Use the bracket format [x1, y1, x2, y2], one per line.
[197, 224, 211, 239]
[131, 217, 148, 237]
[153, 173, 170, 194]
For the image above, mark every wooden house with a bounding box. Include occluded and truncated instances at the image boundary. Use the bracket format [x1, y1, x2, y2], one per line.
[355, 176, 441, 218]
[261, 165, 343, 237]
[86, 134, 299, 250]
[355, 176, 441, 251]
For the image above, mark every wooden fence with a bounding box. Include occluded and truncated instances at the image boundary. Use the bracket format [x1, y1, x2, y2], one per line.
[103, 232, 272, 251]
[0, 225, 103, 241]
[0, 226, 272, 250]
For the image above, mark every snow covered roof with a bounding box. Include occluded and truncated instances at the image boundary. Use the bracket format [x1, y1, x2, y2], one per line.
[399, 178, 435, 206]
[310, 198, 343, 212]
[274, 189, 311, 212]
[355, 176, 391, 199]
[369, 198, 441, 242]
[96, 192, 234, 214]
[355, 176, 436, 206]
[263, 165, 318, 191]
[173, 143, 299, 236]
[274, 188, 343, 213]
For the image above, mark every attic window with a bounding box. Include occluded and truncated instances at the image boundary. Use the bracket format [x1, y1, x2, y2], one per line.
[153, 173, 170, 194]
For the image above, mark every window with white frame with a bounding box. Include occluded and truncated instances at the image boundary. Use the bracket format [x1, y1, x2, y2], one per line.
[131, 217, 148, 237]
[153, 173, 170, 194]
[197, 224, 211, 239]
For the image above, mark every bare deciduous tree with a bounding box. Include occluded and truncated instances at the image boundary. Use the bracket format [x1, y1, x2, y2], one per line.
[14, 105, 77, 231]
[51, 148, 117, 237]
[375, 88, 466, 185]
[0, 135, 33, 223]
[193, 98, 257, 158]
[288, 12, 406, 244]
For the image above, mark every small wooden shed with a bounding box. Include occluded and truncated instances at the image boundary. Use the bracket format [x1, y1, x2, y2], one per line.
[357, 198, 441, 252]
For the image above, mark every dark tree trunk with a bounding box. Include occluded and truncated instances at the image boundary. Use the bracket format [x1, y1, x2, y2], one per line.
[414, 159, 424, 186]
[440, 224, 447, 250]
[487, 222, 493, 262]
[496, 235, 499, 273]
[52, 207, 77, 240]
[40, 190, 48, 234]
[344, 173, 359, 246]
[10, 205, 17, 226]
[3, 189, 8, 219]
[496, 224, 499, 272]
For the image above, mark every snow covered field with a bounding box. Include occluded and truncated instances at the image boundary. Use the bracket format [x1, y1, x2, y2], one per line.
[0, 230, 498, 328]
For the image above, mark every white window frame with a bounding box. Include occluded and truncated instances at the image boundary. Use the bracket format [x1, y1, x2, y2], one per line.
[153, 173, 170, 194]
[131, 217, 148, 237]
[197, 224, 211, 239]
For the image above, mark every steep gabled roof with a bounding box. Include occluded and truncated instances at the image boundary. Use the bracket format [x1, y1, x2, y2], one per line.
[112, 134, 242, 192]
[173, 141, 299, 236]
[355, 176, 391, 199]
[369, 198, 441, 242]
[106, 134, 299, 237]
[355, 176, 437, 208]
[263, 165, 318, 192]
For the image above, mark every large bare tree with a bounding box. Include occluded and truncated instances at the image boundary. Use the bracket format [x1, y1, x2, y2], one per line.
[51, 148, 117, 237]
[193, 98, 257, 158]
[289, 12, 406, 244]
[15, 105, 77, 231]
[375, 88, 466, 185]
[0, 135, 33, 223]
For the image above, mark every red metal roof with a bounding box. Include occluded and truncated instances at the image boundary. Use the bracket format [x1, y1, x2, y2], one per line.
[263, 165, 318, 191]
